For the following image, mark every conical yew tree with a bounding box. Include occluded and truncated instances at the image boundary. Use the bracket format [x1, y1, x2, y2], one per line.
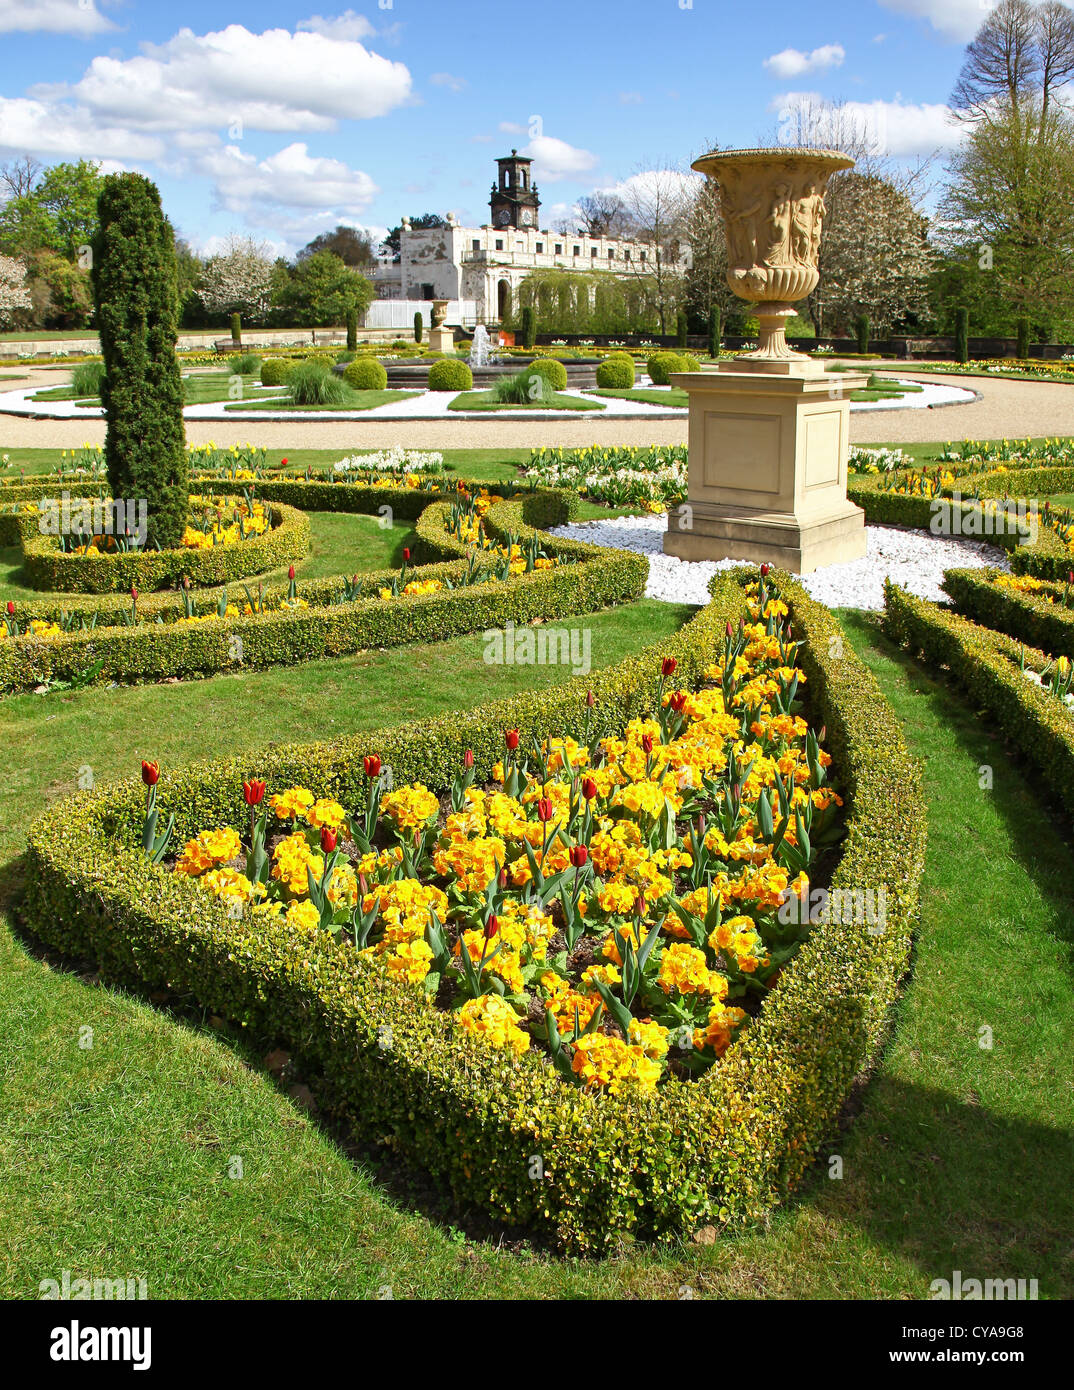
[92, 173, 188, 549]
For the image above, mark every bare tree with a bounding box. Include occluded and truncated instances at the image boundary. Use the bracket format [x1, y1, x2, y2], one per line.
[951, 0, 1074, 128]
[0, 156, 42, 202]
[616, 165, 693, 332]
[574, 193, 634, 238]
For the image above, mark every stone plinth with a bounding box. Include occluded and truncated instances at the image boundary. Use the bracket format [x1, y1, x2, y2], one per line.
[662, 367, 868, 574]
[427, 326, 455, 353]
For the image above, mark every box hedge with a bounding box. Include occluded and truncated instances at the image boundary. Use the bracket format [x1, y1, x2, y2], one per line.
[0, 493, 645, 692]
[942, 567, 1074, 660]
[16, 501, 311, 594]
[23, 568, 926, 1253]
[884, 581, 1074, 823]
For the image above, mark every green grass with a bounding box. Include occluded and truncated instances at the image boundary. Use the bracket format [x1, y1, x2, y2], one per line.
[594, 387, 689, 408]
[0, 511, 416, 604]
[1, 605, 1072, 1297]
[225, 390, 420, 413]
[31, 372, 285, 408]
[448, 389, 605, 412]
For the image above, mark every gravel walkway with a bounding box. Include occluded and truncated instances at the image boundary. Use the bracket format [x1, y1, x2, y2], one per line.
[1, 366, 1070, 450]
[550, 513, 1010, 610]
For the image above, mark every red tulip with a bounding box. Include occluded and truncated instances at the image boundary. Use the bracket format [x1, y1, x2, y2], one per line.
[726, 620, 733, 638]
[463, 748, 474, 769]
[760, 563, 770, 577]
[504, 729, 520, 751]
[5, 601, 13, 616]
[242, 778, 266, 806]
[288, 564, 296, 580]
[585, 689, 595, 708]
[634, 891, 647, 918]
[484, 914, 499, 940]
[569, 844, 588, 868]
[281, 457, 288, 466]
[670, 691, 687, 713]
[130, 585, 138, 602]
[403, 548, 411, 562]
[537, 797, 554, 823]
[320, 826, 338, 853]
[581, 777, 598, 801]
[661, 657, 677, 677]
[363, 754, 381, 779]
[141, 760, 160, 786]
[182, 576, 190, 590]
[352, 573, 359, 586]
[641, 733, 654, 754]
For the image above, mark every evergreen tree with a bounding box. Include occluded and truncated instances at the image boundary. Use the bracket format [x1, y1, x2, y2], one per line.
[92, 174, 188, 550]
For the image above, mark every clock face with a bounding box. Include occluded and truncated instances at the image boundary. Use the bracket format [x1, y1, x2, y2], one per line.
[520, 208, 533, 226]
[495, 209, 511, 227]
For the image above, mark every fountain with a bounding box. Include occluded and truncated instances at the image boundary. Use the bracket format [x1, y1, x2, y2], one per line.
[662, 146, 868, 573]
[469, 323, 495, 369]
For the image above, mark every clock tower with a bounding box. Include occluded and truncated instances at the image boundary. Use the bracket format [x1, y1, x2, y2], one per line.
[490, 150, 540, 230]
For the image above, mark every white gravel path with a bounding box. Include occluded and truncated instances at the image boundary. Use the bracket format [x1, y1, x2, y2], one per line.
[549, 513, 1010, 610]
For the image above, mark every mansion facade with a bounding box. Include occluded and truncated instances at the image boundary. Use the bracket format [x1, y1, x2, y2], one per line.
[369, 152, 667, 324]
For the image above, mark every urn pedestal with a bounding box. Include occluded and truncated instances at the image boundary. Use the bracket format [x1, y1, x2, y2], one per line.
[663, 145, 868, 574]
[427, 298, 455, 354]
[662, 366, 868, 573]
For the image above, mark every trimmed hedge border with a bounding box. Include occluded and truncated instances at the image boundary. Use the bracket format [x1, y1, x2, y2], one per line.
[24, 568, 926, 1253]
[0, 493, 645, 692]
[943, 567, 1074, 660]
[847, 479, 1071, 578]
[15, 501, 311, 594]
[883, 582, 1074, 824]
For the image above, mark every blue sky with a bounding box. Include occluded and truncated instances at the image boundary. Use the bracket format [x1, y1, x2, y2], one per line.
[0, 0, 988, 255]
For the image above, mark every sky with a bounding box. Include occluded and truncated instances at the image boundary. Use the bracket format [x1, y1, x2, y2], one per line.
[0, 0, 992, 257]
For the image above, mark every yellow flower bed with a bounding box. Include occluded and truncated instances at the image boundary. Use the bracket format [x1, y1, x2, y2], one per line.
[168, 575, 842, 1095]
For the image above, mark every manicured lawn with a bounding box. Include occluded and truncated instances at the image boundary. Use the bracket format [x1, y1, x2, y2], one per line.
[448, 389, 605, 412]
[1, 605, 1071, 1297]
[594, 387, 689, 407]
[226, 390, 422, 412]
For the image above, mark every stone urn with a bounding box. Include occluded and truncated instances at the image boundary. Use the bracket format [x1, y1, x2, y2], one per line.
[691, 146, 853, 367]
[430, 299, 449, 328]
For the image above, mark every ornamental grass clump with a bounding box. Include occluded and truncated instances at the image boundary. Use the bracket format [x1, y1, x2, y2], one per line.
[164, 572, 844, 1095]
[288, 360, 351, 406]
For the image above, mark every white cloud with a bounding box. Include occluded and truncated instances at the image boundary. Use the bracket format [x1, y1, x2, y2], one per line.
[55, 23, 412, 133]
[470, 133, 494, 143]
[430, 72, 467, 93]
[770, 90, 963, 156]
[523, 136, 598, 182]
[0, 0, 114, 36]
[619, 91, 644, 105]
[0, 96, 163, 160]
[199, 142, 379, 224]
[764, 44, 846, 79]
[296, 10, 375, 40]
[878, 0, 990, 43]
[594, 168, 704, 204]
[499, 121, 526, 135]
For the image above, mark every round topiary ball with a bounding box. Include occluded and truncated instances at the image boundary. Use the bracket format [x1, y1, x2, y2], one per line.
[344, 357, 388, 391]
[522, 357, 568, 391]
[596, 355, 636, 389]
[678, 353, 702, 373]
[646, 351, 688, 385]
[260, 358, 295, 387]
[428, 358, 473, 391]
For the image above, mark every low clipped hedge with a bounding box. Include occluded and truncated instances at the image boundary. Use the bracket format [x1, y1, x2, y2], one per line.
[846, 479, 1072, 579]
[884, 582, 1074, 823]
[428, 358, 473, 391]
[943, 567, 1074, 660]
[24, 569, 925, 1252]
[343, 358, 388, 391]
[17, 501, 311, 595]
[0, 494, 645, 692]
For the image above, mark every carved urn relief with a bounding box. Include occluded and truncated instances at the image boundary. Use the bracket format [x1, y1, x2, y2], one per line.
[691, 147, 853, 365]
